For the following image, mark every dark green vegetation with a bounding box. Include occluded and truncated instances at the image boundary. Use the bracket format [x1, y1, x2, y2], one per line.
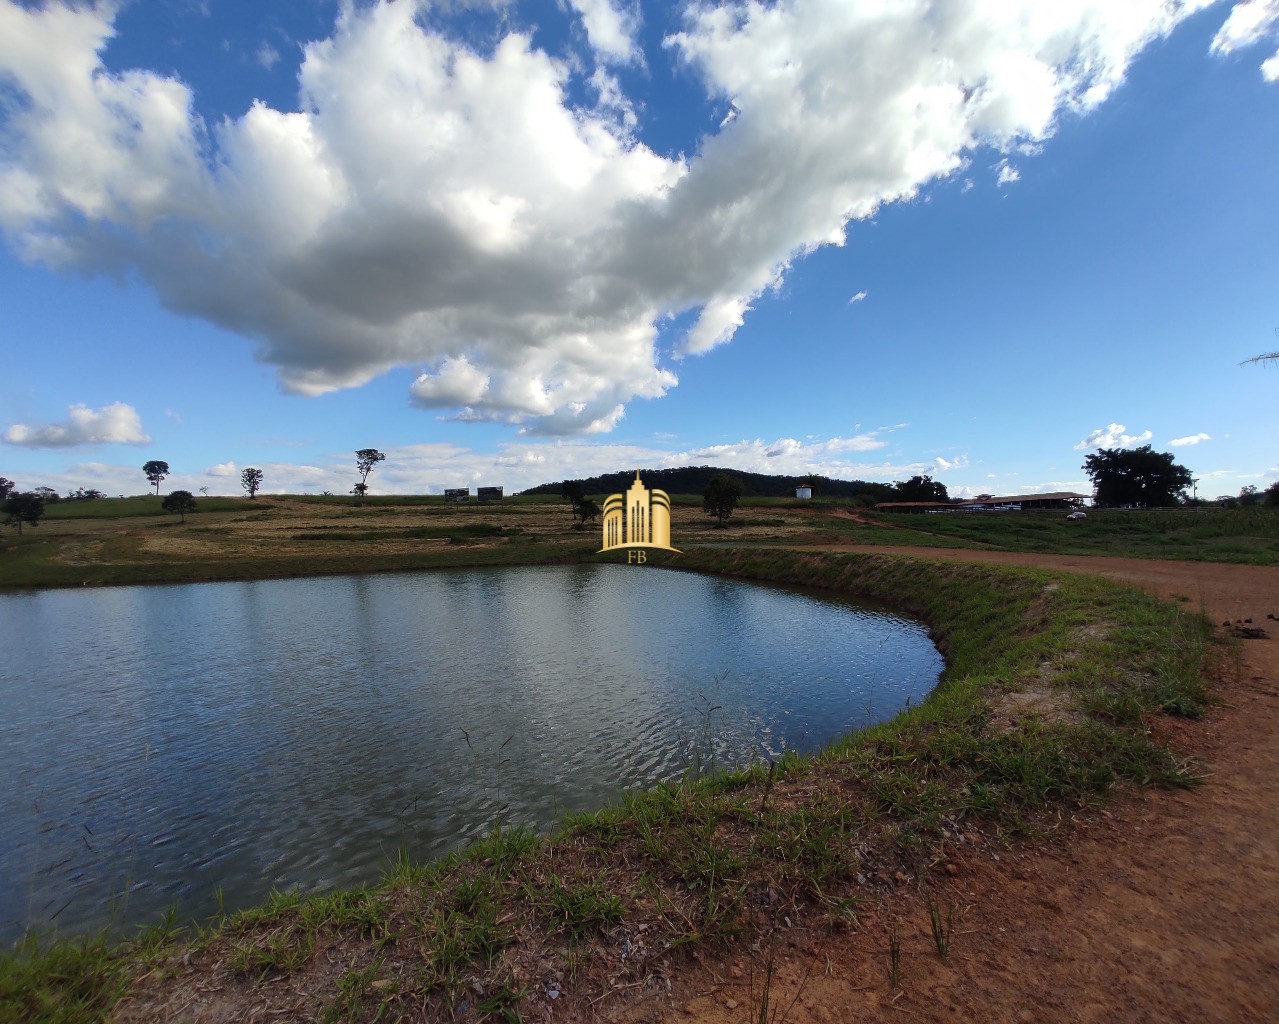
[240, 467, 263, 499]
[39, 496, 249, 519]
[522, 465, 901, 501]
[3, 490, 46, 536]
[160, 490, 197, 523]
[1082, 445, 1193, 508]
[141, 461, 169, 497]
[702, 472, 743, 525]
[353, 448, 386, 499]
[1, 548, 1222, 1023]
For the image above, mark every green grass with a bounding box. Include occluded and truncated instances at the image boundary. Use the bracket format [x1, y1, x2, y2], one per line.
[41, 496, 253, 519]
[852, 507, 1279, 563]
[1, 549, 1225, 1022]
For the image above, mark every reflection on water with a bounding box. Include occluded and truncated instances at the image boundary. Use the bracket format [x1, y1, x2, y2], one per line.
[0, 564, 941, 942]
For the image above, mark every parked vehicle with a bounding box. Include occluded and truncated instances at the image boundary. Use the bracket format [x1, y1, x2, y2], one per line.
[1066, 511, 1087, 521]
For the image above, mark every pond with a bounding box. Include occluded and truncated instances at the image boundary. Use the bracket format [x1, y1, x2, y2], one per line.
[0, 564, 942, 943]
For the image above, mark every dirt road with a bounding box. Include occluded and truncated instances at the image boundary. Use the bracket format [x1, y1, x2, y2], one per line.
[628, 549, 1279, 1024]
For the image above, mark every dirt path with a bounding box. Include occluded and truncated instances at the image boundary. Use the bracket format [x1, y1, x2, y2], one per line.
[618, 549, 1279, 1024]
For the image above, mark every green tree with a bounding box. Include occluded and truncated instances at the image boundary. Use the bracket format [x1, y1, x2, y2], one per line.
[0, 477, 15, 502]
[355, 449, 385, 495]
[1238, 484, 1260, 507]
[161, 489, 197, 523]
[703, 473, 743, 527]
[893, 474, 948, 502]
[4, 491, 46, 536]
[560, 480, 592, 528]
[574, 497, 600, 530]
[143, 460, 170, 495]
[1264, 481, 1279, 507]
[1082, 446, 1193, 507]
[241, 466, 264, 499]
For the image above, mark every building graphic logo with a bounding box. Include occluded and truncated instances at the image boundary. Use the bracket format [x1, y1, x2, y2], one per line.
[599, 471, 681, 559]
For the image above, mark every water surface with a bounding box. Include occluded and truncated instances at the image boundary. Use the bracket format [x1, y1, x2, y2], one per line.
[0, 564, 941, 942]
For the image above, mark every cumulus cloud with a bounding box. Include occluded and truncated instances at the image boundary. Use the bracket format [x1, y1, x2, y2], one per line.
[1074, 423, 1154, 450]
[0, 0, 1224, 433]
[1169, 432, 1211, 446]
[848, 289, 868, 304]
[2, 402, 150, 448]
[207, 461, 238, 477]
[410, 356, 492, 408]
[567, 0, 640, 64]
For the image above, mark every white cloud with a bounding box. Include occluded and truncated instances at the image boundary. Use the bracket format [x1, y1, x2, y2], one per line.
[207, 461, 238, 477]
[996, 160, 1021, 185]
[1169, 432, 1211, 446]
[1073, 423, 1153, 451]
[1211, 0, 1279, 80]
[848, 289, 868, 303]
[256, 43, 280, 70]
[410, 356, 492, 407]
[2, 402, 150, 448]
[567, 0, 640, 64]
[1211, 0, 1279, 53]
[0, 0, 1222, 434]
[933, 454, 970, 472]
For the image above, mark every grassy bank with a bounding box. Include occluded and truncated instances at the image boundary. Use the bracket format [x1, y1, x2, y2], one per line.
[797, 507, 1279, 563]
[2, 548, 1221, 1023]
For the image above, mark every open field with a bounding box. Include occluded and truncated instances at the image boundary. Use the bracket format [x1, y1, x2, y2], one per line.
[4, 497, 1278, 591]
[2, 500, 1277, 1023]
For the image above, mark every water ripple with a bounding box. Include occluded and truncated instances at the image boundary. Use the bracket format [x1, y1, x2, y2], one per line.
[1, 564, 940, 942]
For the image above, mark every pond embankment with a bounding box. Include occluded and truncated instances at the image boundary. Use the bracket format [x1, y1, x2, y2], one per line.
[3, 547, 1246, 1023]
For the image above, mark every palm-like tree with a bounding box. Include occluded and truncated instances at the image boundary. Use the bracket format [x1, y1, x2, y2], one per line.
[1241, 328, 1278, 366]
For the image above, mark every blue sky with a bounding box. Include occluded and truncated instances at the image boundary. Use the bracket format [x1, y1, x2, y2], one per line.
[1, 0, 1276, 501]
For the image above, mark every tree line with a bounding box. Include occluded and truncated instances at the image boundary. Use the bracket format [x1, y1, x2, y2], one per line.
[1082, 445, 1279, 509]
[530, 467, 947, 505]
[1, 449, 387, 535]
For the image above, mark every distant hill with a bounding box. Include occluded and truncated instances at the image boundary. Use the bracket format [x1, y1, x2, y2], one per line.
[519, 466, 897, 500]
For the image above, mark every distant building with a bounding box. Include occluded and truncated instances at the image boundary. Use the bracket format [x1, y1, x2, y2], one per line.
[795, 484, 813, 500]
[876, 491, 1087, 514]
[962, 492, 1087, 511]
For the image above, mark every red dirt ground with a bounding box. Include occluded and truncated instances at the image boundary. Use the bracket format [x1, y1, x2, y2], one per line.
[605, 550, 1279, 1024]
